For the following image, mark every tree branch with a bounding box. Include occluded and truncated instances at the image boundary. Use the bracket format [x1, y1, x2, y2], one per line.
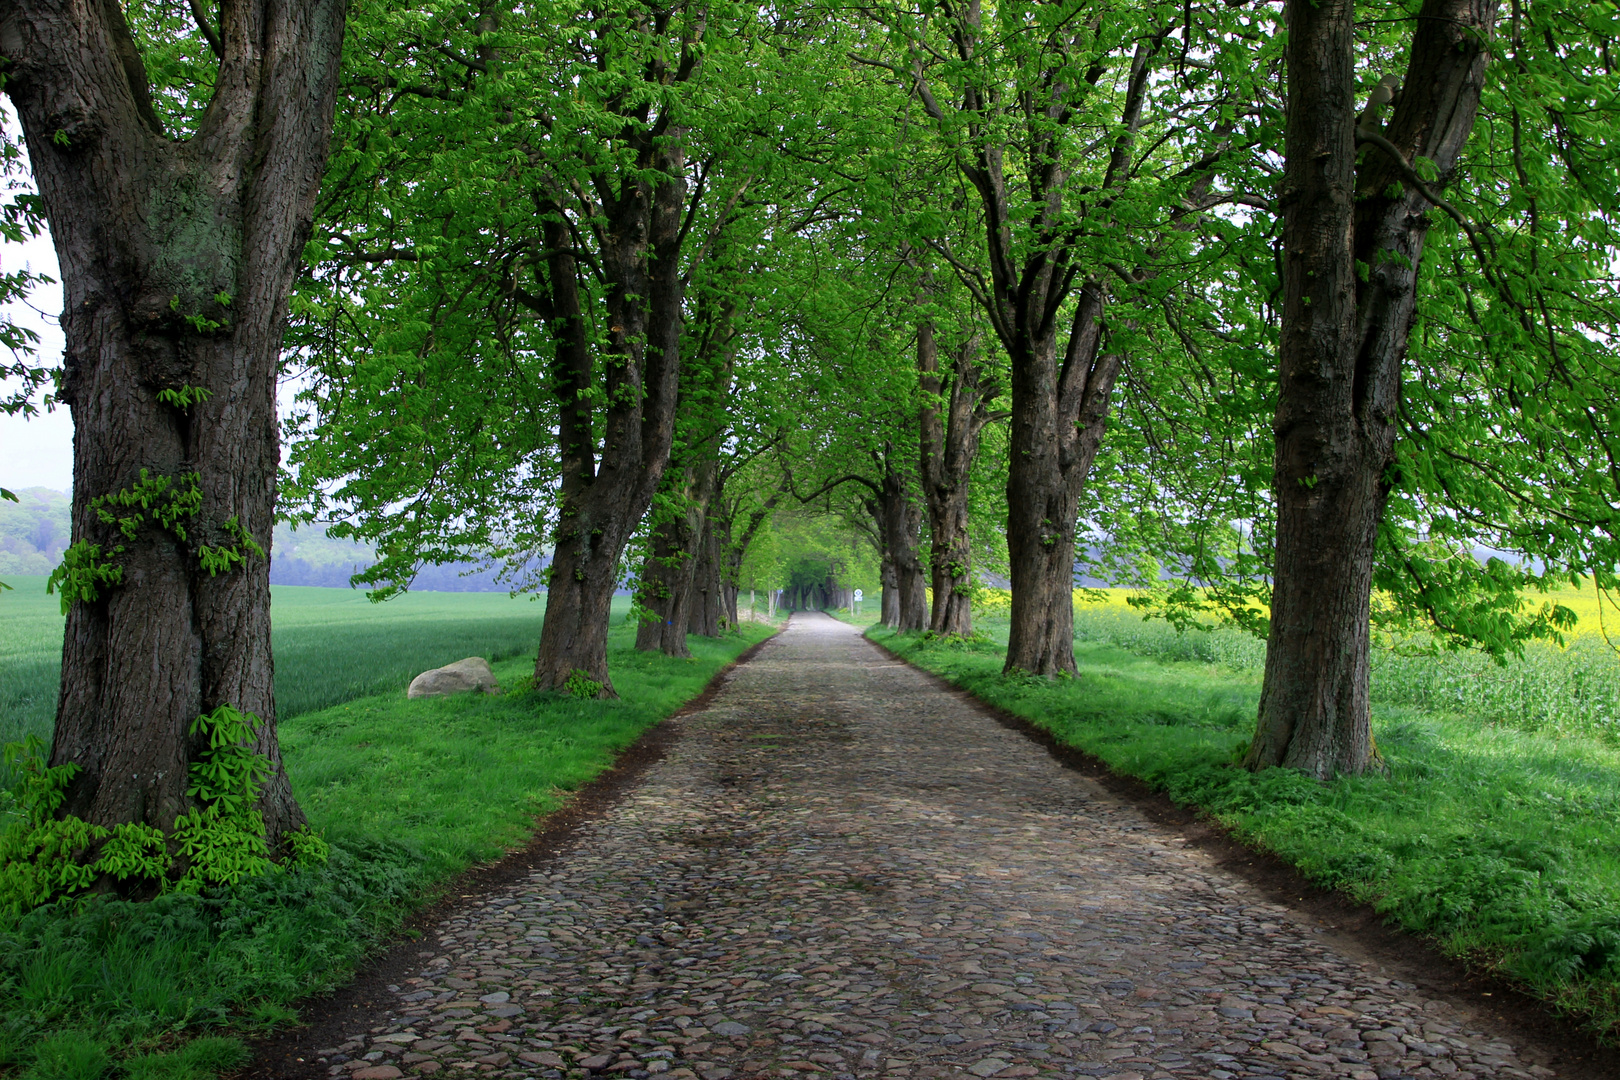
[1355, 128, 1501, 290]
[187, 0, 223, 59]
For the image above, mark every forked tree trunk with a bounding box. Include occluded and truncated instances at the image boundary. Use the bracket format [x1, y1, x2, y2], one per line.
[909, 13, 1159, 676]
[530, 133, 689, 695]
[4, 0, 346, 847]
[636, 449, 720, 656]
[634, 481, 705, 658]
[1003, 285, 1119, 675]
[637, 296, 736, 652]
[918, 320, 994, 637]
[1246, 0, 1497, 777]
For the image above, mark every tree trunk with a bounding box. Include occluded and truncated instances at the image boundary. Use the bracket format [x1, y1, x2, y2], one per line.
[532, 120, 689, 695]
[909, 17, 1156, 676]
[636, 449, 720, 656]
[918, 318, 994, 637]
[710, 490, 755, 629]
[4, 0, 346, 848]
[1002, 286, 1118, 675]
[879, 551, 898, 625]
[687, 512, 725, 636]
[634, 482, 704, 658]
[1247, 0, 1497, 777]
[880, 466, 929, 632]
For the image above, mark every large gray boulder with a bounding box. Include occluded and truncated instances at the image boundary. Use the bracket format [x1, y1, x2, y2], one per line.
[407, 657, 499, 699]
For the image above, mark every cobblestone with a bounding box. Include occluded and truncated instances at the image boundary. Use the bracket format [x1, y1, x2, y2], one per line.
[313, 614, 1551, 1079]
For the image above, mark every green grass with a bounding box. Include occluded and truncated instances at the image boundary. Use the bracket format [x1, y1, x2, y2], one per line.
[0, 576, 553, 748]
[1070, 602, 1620, 740]
[0, 606, 774, 1077]
[872, 610, 1620, 1038]
[0, 577, 71, 751]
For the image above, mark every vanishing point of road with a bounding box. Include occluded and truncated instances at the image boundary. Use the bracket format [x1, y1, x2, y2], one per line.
[294, 613, 1562, 1080]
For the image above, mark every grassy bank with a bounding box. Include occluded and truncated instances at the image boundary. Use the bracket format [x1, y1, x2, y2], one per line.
[0, 577, 555, 748]
[0, 612, 775, 1078]
[870, 611, 1620, 1038]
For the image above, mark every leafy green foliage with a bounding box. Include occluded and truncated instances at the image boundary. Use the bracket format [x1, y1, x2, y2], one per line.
[561, 669, 604, 700]
[91, 470, 202, 543]
[0, 706, 328, 914]
[195, 517, 265, 578]
[0, 736, 168, 916]
[154, 386, 213, 410]
[171, 706, 276, 891]
[44, 542, 124, 616]
[40, 474, 267, 614]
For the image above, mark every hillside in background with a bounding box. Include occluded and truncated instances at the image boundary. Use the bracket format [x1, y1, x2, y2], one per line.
[0, 487, 68, 576]
[0, 488, 539, 592]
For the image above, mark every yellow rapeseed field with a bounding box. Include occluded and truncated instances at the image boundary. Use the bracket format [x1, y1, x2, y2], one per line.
[1540, 581, 1620, 640]
[968, 583, 1620, 643]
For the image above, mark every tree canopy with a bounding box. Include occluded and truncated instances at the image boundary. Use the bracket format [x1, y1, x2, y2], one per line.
[5, 0, 1620, 870]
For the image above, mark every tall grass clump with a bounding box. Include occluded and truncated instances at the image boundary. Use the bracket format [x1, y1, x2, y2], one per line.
[1372, 638, 1620, 739]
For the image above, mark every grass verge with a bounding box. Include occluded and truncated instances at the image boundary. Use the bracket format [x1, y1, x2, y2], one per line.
[869, 617, 1620, 1039]
[0, 616, 775, 1078]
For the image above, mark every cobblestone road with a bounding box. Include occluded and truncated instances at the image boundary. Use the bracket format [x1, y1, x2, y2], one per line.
[316, 614, 1551, 1080]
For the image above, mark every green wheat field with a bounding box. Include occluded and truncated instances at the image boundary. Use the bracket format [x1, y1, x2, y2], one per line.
[0, 575, 550, 748]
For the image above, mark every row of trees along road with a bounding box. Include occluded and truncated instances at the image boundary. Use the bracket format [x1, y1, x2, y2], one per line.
[3, 0, 1620, 875]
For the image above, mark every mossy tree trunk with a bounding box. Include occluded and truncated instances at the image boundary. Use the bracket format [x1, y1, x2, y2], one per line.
[2, 0, 347, 848]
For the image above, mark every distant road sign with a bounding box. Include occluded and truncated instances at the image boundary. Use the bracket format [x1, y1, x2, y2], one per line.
[853, 589, 863, 602]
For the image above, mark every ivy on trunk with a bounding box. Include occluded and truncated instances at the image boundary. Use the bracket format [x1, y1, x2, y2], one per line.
[1, 0, 345, 856]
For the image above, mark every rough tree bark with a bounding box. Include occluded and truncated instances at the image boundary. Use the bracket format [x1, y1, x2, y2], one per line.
[523, 15, 706, 695]
[912, 16, 1160, 675]
[2, 0, 346, 845]
[687, 511, 726, 636]
[879, 556, 899, 626]
[633, 458, 716, 657]
[917, 320, 995, 636]
[1246, 0, 1498, 777]
[880, 463, 928, 631]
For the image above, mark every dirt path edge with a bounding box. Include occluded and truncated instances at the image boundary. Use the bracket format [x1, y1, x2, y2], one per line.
[862, 627, 1620, 1080]
[241, 626, 783, 1080]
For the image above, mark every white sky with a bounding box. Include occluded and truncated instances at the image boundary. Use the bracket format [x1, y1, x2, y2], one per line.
[0, 224, 70, 492]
